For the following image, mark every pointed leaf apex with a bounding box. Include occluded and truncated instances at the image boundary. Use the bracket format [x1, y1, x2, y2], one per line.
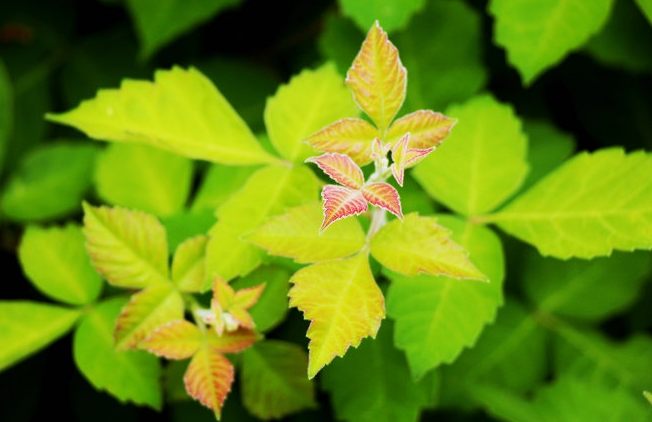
[306, 153, 365, 189]
[362, 183, 403, 219]
[320, 185, 368, 232]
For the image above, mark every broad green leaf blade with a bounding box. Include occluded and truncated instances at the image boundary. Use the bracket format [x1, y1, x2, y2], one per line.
[184, 346, 233, 419]
[114, 283, 184, 350]
[0, 142, 99, 222]
[289, 253, 385, 378]
[319, 185, 368, 231]
[18, 224, 102, 305]
[126, 0, 243, 59]
[413, 95, 528, 216]
[265, 63, 358, 163]
[386, 216, 504, 379]
[522, 250, 651, 322]
[489, 148, 652, 259]
[635, 0, 652, 24]
[73, 297, 162, 409]
[241, 340, 317, 419]
[322, 321, 434, 422]
[489, 0, 614, 84]
[0, 58, 12, 175]
[305, 118, 378, 166]
[245, 202, 366, 264]
[140, 320, 202, 359]
[346, 21, 407, 134]
[191, 164, 258, 212]
[306, 153, 364, 189]
[47, 67, 278, 165]
[370, 213, 486, 280]
[206, 164, 319, 282]
[83, 203, 169, 288]
[171, 235, 208, 292]
[340, 0, 426, 33]
[0, 301, 81, 371]
[95, 143, 193, 217]
[521, 120, 575, 190]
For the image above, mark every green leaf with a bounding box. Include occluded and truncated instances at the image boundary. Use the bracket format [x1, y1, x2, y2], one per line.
[171, 235, 208, 292]
[318, 14, 364, 75]
[18, 224, 103, 305]
[245, 201, 366, 264]
[73, 297, 162, 409]
[191, 164, 258, 212]
[370, 213, 487, 281]
[231, 266, 290, 333]
[0, 58, 12, 175]
[644, 391, 652, 406]
[126, 0, 243, 59]
[340, 0, 426, 33]
[635, 0, 652, 24]
[264, 63, 358, 163]
[83, 203, 169, 288]
[489, 0, 615, 84]
[393, 0, 487, 111]
[47, 66, 278, 165]
[321, 321, 433, 422]
[0, 301, 81, 371]
[289, 253, 385, 378]
[488, 148, 652, 259]
[241, 340, 317, 419]
[0, 142, 99, 222]
[522, 250, 651, 322]
[161, 209, 216, 254]
[206, 164, 319, 282]
[95, 143, 193, 217]
[386, 216, 504, 379]
[521, 120, 575, 190]
[413, 95, 528, 216]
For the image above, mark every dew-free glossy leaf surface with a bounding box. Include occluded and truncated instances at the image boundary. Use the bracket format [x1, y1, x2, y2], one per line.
[362, 182, 403, 219]
[241, 340, 317, 419]
[73, 297, 162, 409]
[19, 224, 102, 305]
[265, 63, 358, 163]
[0, 301, 81, 371]
[386, 216, 504, 379]
[289, 253, 385, 378]
[184, 346, 234, 419]
[319, 185, 368, 231]
[490, 148, 652, 259]
[47, 67, 276, 165]
[340, 0, 426, 33]
[413, 95, 528, 216]
[83, 203, 169, 288]
[521, 120, 575, 190]
[171, 235, 208, 292]
[95, 143, 193, 217]
[141, 320, 202, 359]
[490, 0, 614, 84]
[307, 153, 364, 189]
[386, 110, 456, 150]
[305, 118, 378, 166]
[246, 202, 366, 263]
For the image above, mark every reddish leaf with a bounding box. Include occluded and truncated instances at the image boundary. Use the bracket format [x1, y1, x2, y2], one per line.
[390, 133, 433, 186]
[141, 320, 202, 359]
[362, 183, 403, 219]
[320, 185, 368, 231]
[204, 277, 264, 335]
[206, 328, 260, 354]
[306, 153, 364, 189]
[305, 118, 379, 165]
[346, 21, 407, 133]
[387, 110, 456, 149]
[184, 347, 234, 419]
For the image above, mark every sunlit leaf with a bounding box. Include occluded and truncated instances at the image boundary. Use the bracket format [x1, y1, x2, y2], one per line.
[389, 133, 433, 186]
[289, 253, 385, 378]
[644, 391, 652, 406]
[0, 301, 81, 371]
[241, 340, 317, 419]
[387, 110, 456, 149]
[47, 67, 277, 165]
[184, 346, 234, 419]
[141, 320, 203, 359]
[489, 0, 614, 84]
[114, 283, 184, 350]
[346, 21, 407, 133]
[521, 119, 575, 190]
[362, 182, 403, 219]
[191, 164, 258, 212]
[635, 0, 652, 24]
[83, 203, 169, 288]
[320, 185, 368, 231]
[306, 153, 364, 189]
[488, 148, 652, 259]
[245, 202, 366, 263]
[265, 63, 358, 163]
[340, 0, 426, 33]
[171, 235, 208, 292]
[207, 276, 264, 335]
[18, 224, 102, 305]
[371, 214, 486, 281]
[205, 328, 259, 354]
[305, 118, 378, 166]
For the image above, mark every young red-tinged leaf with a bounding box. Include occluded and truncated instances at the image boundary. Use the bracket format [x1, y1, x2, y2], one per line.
[362, 183, 403, 219]
[386, 110, 456, 149]
[370, 213, 487, 281]
[184, 346, 234, 419]
[245, 202, 366, 263]
[233, 283, 266, 311]
[305, 118, 379, 166]
[390, 133, 433, 186]
[306, 153, 364, 189]
[141, 320, 203, 359]
[212, 276, 235, 310]
[206, 328, 260, 354]
[371, 138, 391, 161]
[346, 21, 407, 134]
[205, 276, 264, 335]
[320, 185, 368, 231]
[82, 202, 169, 288]
[171, 235, 208, 293]
[289, 253, 385, 378]
[114, 283, 185, 350]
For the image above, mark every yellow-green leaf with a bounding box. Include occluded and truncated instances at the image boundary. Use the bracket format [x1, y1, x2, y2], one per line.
[184, 346, 234, 419]
[305, 118, 379, 166]
[171, 235, 208, 292]
[47, 66, 277, 165]
[141, 320, 203, 359]
[289, 253, 385, 378]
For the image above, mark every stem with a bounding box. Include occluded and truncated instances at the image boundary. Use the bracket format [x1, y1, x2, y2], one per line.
[367, 207, 387, 241]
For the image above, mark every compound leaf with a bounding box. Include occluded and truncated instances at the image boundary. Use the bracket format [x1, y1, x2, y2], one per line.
[306, 153, 364, 189]
[319, 185, 368, 231]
